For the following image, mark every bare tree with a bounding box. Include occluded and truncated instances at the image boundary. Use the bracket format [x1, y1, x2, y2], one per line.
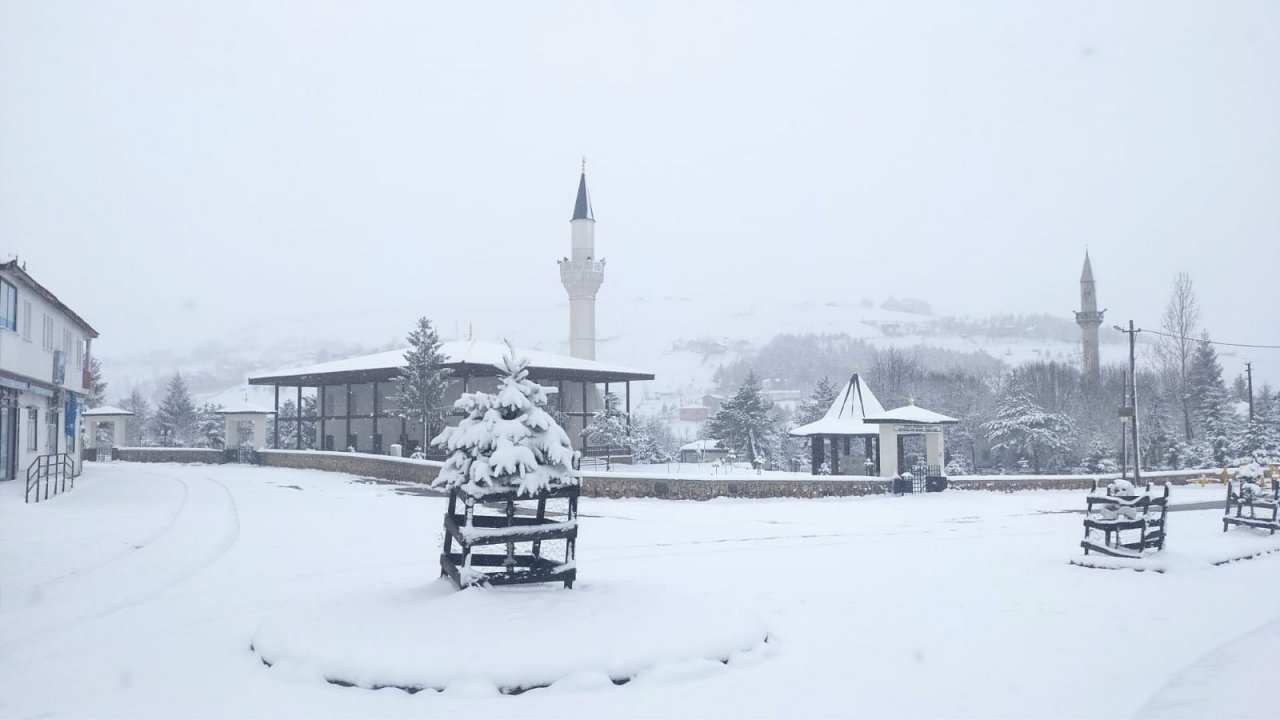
[1156, 273, 1200, 442]
[871, 347, 923, 408]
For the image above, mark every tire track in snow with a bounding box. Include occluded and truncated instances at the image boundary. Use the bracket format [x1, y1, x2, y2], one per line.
[0, 471, 241, 663]
[20, 469, 192, 593]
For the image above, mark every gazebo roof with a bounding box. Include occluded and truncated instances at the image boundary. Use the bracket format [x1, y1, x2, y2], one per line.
[863, 404, 958, 425]
[83, 405, 133, 417]
[248, 339, 654, 387]
[789, 373, 886, 437]
[217, 399, 273, 415]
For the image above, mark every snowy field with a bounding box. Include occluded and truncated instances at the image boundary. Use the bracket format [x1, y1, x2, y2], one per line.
[2, 462, 1279, 719]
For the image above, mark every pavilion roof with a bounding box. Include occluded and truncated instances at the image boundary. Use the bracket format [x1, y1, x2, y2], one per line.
[863, 404, 958, 425]
[789, 373, 886, 437]
[83, 405, 133, 416]
[248, 339, 654, 387]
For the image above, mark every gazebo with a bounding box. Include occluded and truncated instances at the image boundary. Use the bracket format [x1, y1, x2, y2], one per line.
[863, 402, 958, 479]
[789, 371, 885, 475]
[216, 399, 273, 452]
[83, 405, 133, 457]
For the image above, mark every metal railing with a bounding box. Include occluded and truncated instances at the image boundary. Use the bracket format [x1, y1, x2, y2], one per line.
[26, 453, 78, 503]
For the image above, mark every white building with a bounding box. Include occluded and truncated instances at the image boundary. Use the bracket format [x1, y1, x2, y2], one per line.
[0, 260, 98, 481]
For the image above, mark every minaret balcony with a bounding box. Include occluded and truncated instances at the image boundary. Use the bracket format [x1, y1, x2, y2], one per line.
[1074, 310, 1105, 326]
[558, 258, 606, 275]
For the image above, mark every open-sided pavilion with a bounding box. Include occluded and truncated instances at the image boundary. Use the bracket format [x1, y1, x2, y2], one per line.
[247, 339, 654, 456]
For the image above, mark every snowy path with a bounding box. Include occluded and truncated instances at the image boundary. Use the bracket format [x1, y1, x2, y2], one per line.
[1, 463, 1278, 718]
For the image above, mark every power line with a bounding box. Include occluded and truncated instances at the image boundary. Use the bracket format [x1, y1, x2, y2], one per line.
[1129, 327, 1280, 350]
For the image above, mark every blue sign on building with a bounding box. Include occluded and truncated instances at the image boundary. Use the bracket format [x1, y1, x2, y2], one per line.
[65, 394, 78, 437]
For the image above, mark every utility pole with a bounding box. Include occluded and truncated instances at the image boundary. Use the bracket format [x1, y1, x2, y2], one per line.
[1114, 322, 1141, 482]
[1246, 361, 1254, 422]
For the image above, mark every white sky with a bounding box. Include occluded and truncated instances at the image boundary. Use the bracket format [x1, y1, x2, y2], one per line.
[2, 2, 1278, 377]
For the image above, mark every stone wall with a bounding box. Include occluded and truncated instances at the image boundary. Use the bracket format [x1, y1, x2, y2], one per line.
[257, 450, 442, 485]
[113, 447, 225, 464]
[106, 448, 1233, 500]
[580, 474, 892, 500]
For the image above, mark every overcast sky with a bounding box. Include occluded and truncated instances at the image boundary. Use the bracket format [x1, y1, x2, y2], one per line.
[2, 2, 1278, 376]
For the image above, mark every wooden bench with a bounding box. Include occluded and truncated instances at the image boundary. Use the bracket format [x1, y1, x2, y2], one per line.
[1081, 480, 1169, 558]
[1223, 478, 1280, 534]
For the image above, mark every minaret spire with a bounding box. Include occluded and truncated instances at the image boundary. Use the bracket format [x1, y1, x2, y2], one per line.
[559, 163, 604, 360]
[1075, 251, 1103, 388]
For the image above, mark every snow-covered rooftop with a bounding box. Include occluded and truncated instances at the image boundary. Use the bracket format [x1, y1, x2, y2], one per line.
[679, 439, 724, 452]
[248, 339, 654, 385]
[789, 373, 885, 437]
[216, 399, 273, 414]
[83, 405, 133, 416]
[864, 404, 959, 425]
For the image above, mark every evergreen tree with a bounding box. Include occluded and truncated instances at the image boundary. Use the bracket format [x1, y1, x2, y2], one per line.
[194, 403, 225, 449]
[796, 376, 839, 426]
[393, 317, 452, 451]
[982, 380, 1077, 473]
[1187, 336, 1233, 466]
[629, 415, 677, 465]
[705, 371, 778, 466]
[1081, 436, 1118, 474]
[432, 345, 577, 496]
[155, 373, 197, 446]
[1237, 385, 1280, 465]
[86, 357, 107, 409]
[118, 388, 152, 447]
[582, 392, 630, 468]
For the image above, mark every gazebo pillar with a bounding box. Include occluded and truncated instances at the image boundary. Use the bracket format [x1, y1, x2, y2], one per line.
[878, 424, 899, 478]
[811, 436, 825, 474]
[829, 437, 840, 475]
[925, 430, 944, 474]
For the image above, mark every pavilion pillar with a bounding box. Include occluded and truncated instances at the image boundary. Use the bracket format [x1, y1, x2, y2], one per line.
[829, 437, 840, 475]
[864, 437, 874, 476]
[319, 386, 327, 451]
[372, 381, 380, 454]
[898, 436, 907, 474]
[273, 385, 280, 449]
[295, 386, 303, 450]
[811, 436, 824, 475]
[345, 383, 353, 451]
[625, 381, 631, 427]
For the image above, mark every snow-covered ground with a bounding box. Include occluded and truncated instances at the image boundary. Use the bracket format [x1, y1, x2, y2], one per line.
[2, 462, 1279, 718]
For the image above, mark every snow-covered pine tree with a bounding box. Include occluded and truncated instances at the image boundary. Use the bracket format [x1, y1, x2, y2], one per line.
[1081, 436, 1118, 474]
[796, 376, 839, 426]
[1187, 336, 1233, 466]
[582, 392, 630, 467]
[393, 317, 452, 453]
[431, 344, 578, 497]
[629, 415, 677, 464]
[705, 371, 777, 466]
[86, 357, 107, 409]
[982, 380, 1077, 473]
[194, 403, 225, 449]
[119, 388, 152, 447]
[155, 373, 197, 446]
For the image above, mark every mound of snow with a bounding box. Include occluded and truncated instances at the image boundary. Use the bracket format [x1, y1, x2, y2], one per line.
[251, 578, 768, 693]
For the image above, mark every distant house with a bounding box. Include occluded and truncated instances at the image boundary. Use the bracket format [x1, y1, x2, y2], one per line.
[679, 439, 729, 464]
[678, 405, 710, 422]
[0, 260, 99, 481]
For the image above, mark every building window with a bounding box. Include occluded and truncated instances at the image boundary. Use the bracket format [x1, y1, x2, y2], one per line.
[76, 338, 84, 368]
[26, 407, 38, 451]
[22, 301, 31, 341]
[0, 279, 15, 332]
[42, 315, 55, 350]
[63, 327, 72, 355]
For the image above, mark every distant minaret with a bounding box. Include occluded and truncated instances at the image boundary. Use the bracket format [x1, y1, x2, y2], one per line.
[558, 161, 605, 360]
[1074, 251, 1104, 387]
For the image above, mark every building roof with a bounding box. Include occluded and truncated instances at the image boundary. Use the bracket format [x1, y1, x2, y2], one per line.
[572, 171, 593, 221]
[679, 439, 724, 452]
[0, 260, 99, 338]
[248, 339, 654, 387]
[83, 405, 133, 416]
[789, 372, 886, 437]
[863, 404, 958, 425]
